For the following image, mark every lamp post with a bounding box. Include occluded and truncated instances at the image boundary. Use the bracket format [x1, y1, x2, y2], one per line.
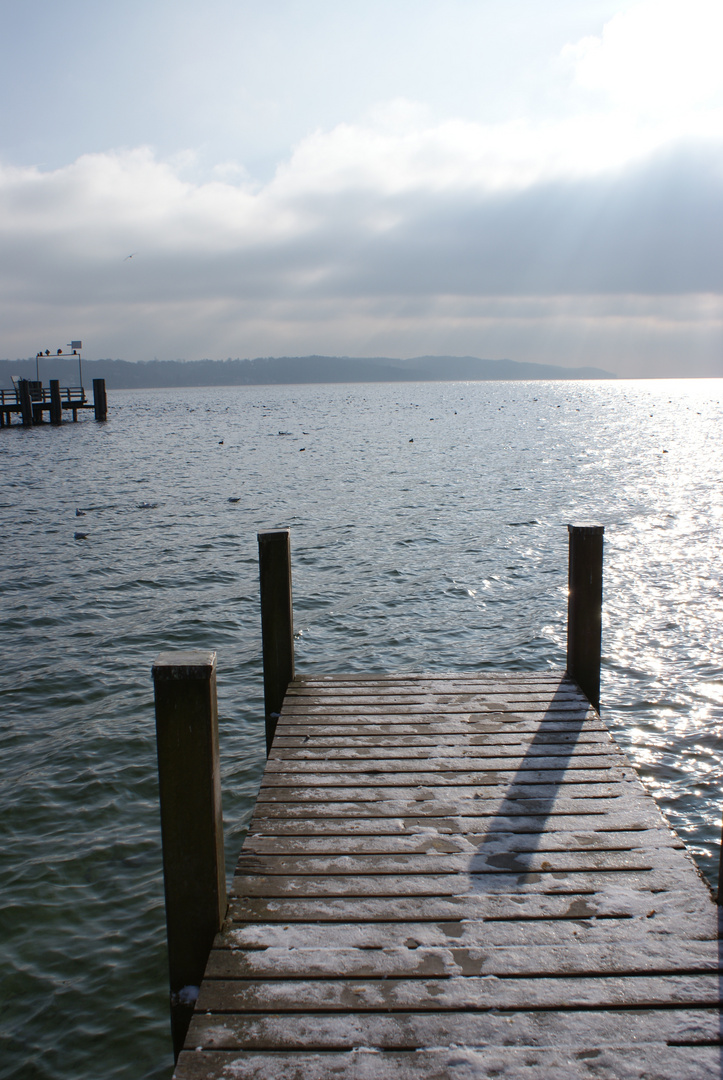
[68, 341, 83, 390]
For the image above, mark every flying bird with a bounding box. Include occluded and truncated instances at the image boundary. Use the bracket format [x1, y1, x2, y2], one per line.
[124, 253, 137, 261]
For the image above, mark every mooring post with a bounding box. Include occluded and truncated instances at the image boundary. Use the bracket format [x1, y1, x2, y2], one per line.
[258, 529, 295, 754]
[93, 378, 107, 421]
[566, 524, 604, 712]
[18, 379, 33, 427]
[49, 380, 62, 425]
[152, 650, 227, 1061]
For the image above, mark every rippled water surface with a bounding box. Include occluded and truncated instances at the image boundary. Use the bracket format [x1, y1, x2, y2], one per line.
[2, 379, 723, 1079]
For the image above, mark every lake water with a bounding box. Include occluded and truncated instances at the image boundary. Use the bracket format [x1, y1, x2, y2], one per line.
[2, 379, 723, 1079]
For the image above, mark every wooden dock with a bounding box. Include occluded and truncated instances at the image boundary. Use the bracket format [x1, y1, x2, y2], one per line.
[0, 377, 106, 426]
[154, 529, 723, 1079]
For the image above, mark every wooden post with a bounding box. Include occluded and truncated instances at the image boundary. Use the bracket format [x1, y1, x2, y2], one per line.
[566, 524, 604, 712]
[152, 650, 227, 1061]
[258, 529, 295, 754]
[18, 379, 33, 427]
[93, 378, 107, 421]
[49, 380, 62, 425]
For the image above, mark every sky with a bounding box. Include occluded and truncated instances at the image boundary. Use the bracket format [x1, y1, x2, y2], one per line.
[1, 0, 722, 376]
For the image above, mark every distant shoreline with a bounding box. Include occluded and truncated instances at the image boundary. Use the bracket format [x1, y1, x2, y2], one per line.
[0, 354, 616, 390]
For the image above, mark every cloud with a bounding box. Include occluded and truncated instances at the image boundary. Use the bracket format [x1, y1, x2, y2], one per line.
[1, 1, 722, 376]
[566, 0, 723, 116]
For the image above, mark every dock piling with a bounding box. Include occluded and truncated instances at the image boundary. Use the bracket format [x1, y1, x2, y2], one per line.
[49, 380, 62, 425]
[92, 378, 107, 421]
[258, 529, 295, 754]
[566, 523, 604, 711]
[19, 379, 33, 427]
[152, 650, 226, 1061]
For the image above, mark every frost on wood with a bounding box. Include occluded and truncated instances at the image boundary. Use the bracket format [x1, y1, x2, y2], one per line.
[173, 672, 723, 1079]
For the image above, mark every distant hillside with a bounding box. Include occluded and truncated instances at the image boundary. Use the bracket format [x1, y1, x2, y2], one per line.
[0, 354, 615, 389]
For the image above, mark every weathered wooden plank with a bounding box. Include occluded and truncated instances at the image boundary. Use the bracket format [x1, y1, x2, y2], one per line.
[250, 796, 653, 818]
[195, 972, 723, 1011]
[289, 675, 574, 689]
[206, 939, 723, 979]
[246, 811, 666, 834]
[286, 677, 579, 688]
[227, 890, 715, 923]
[283, 692, 588, 706]
[186, 1007, 723, 1051]
[274, 720, 608, 734]
[241, 827, 685, 855]
[286, 678, 581, 689]
[295, 672, 569, 682]
[175, 1046, 723, 1079]
[227, 866, 710, 897]
[273, 732, 615, 748]
[234, 849, 685, 876]
[263, 754, 624, 772]
[220, 913, 720, 949]
[271, 741, 619, 758]
[256, 782, 635, 801]
[280, 702, 595, 715]
[260, 771, 628, 790]
[259, 771, 632, 789]
[287, 675, 578, 687]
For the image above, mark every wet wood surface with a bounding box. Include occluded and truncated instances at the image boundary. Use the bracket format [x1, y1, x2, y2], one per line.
[173, 672, 723, 1079]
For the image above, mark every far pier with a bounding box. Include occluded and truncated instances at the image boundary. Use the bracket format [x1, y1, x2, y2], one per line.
[0, 343, 107, 427]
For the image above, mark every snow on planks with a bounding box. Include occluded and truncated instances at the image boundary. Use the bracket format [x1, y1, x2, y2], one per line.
[174, 672, 723, 1080]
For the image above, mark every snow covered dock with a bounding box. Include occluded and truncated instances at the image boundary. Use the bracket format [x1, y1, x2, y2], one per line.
[172, 670, 723, 1080]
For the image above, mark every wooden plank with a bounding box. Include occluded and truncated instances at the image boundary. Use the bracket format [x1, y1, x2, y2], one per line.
[245, 811, 667, 833]
[260, 770, 628, 788]
[205, 940, 723, 979]
[274, 723, 607, 737]
[295, 671, 569, 681]
[263, 754, 625, 771]
[220, 913, 720, 948]
[279, 703, 595, 715]
[227, 867, 711, 897]
[273, 732, 616, 747]
[196, 973, 723, 1011]
[174, 1046, 723, 1079]
[283, 682, 587, 696]
[233, 850, 685, 875]
[271, 741, 620, 756]
[291, 673, 573, 688]
[241, 828, 685, 855]
[255, 783, 636, 801]
[186, 1007, 723, 1049]
[249, 796, 656, 818]
[283, 692, 589, 706]
[227, 890, 715, 922]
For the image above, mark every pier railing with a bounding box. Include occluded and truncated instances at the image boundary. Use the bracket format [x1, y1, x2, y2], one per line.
[0, 385, 86, 405]
[0, 378, 105, 425]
